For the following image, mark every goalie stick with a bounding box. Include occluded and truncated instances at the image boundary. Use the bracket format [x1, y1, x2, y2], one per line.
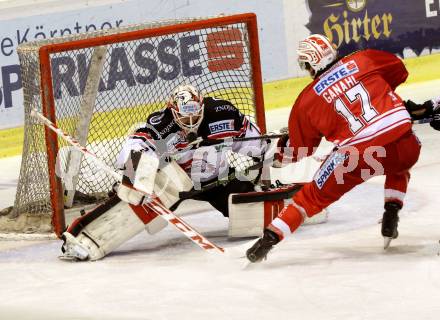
[31, 109, 225, 255]
[188, 133, 285, 147]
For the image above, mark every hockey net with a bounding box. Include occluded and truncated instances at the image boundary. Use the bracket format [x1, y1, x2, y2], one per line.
[2, 13, 265, 236]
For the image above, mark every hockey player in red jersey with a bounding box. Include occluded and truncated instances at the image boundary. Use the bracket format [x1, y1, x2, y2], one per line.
[247, 34, 439, 262]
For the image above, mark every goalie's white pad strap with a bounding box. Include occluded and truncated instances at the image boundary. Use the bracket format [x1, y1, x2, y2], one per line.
[133, 152, 159, 195]
[117, 183, 144, 205]
[154, 160, 193, 208]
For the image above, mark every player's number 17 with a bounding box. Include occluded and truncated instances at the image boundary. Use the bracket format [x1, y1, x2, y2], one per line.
[334, 83, 379, 134]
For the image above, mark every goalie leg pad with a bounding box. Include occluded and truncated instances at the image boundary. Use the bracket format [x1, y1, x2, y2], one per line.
[145, 215, 169, 235]
[129, 203, 168, 235]
[228, 183, 328, 238]
[228, 198, 284, 238]
[61, 232, 90, 261]
[62, 196, 147, 261]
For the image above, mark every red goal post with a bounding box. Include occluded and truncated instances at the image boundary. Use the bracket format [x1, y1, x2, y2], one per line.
[9, 13, 266, 237]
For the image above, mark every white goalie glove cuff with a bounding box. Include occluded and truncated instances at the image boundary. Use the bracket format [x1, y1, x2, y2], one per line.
[431, 97, 440, 111]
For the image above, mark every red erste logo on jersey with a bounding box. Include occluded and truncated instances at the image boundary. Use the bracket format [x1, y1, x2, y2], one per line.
[313, 60, 359, 96]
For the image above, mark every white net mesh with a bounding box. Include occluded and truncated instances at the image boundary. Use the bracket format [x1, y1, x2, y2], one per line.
[8, 14, 264, 233]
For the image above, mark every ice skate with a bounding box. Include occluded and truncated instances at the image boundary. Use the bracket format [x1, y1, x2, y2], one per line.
[246, 229, 280, 263]
[59, 232, 90, 261]
[381, 202, 401, 249]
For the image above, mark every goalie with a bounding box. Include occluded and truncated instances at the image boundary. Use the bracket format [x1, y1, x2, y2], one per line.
[60, 84, 269, 261]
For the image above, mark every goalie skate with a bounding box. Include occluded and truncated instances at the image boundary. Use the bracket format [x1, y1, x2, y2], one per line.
[59, 232, 89, 261]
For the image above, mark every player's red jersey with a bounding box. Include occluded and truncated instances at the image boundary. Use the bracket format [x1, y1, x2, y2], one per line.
[288, 49, 412, 160]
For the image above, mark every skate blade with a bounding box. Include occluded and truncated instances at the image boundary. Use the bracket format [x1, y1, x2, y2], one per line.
[224, 238, 259, 259]
[241, 260, 253, 270]
[58, 254, 81, 262]
[383, 237, 393, 249]
[241, 253, 270, 270]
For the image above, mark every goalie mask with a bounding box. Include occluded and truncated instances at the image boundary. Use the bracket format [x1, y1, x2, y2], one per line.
[297, 34, 337, 77]
[168, 84, 204, 132]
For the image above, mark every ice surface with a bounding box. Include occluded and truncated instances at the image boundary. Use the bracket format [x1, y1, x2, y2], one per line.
[1, 80, 440, 320]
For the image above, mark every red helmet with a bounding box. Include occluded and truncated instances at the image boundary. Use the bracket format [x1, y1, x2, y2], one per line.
[297, 34, 337, 75]
[168, 84, 204, 132]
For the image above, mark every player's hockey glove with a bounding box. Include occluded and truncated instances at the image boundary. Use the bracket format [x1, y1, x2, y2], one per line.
[405, 97, 440, 130]
[430, 97, 440, 131]
[405, 99, 434, 120]
[273, 129, 290, 168]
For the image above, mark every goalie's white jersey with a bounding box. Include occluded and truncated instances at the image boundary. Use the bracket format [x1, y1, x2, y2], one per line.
[116, 96, 266, 184]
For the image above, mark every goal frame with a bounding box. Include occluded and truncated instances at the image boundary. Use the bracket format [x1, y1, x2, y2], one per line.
[37, 13, 266, 237]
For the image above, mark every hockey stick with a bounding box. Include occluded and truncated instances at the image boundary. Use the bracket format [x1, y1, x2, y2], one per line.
[31, 109, 225, 254]
[413, 117, 432, 125]
[188, 133, 285, 147]
[178, 136, 277, 201]
[224, 133, 285, 142]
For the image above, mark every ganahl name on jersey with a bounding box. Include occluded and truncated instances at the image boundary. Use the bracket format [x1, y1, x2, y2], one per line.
[314, 152, 348, 189]
[314, 60, 359, 102]
[209, 119, 235, 134]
